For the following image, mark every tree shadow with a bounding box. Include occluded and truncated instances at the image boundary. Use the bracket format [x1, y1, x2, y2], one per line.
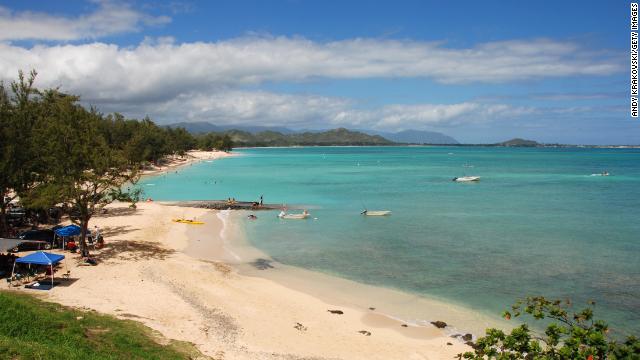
[94, 207, 140, 219]
[100, 226, 139, 238]
[93, 240, 175, 262]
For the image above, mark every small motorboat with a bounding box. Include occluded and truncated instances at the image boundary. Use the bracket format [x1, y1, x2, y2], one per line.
[590, 171, 610, 176]
[172, 218, 205, 225]
[278, 210, 310, 220]
[453, 176, 480, 182]
[361, 210, 391, 216]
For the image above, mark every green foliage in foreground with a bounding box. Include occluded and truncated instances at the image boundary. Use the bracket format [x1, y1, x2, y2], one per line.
[460, 296, 640, 360]
[0, 291, 203, 359]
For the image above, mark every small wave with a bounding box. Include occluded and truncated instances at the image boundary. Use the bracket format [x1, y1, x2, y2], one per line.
[216, 210, 241, 261]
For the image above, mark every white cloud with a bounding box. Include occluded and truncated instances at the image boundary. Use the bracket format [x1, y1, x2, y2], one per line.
[329, 102, 535, 130]
[0, 1, 170, 41]
[0, 35, 620, 131]
[0, 36, 621, 100]
[115, 89, 532, 131]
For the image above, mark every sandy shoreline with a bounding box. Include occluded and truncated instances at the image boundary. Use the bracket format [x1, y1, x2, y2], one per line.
[6, 201, 477, 359]
[190, 211, 509, 334]
[140, 150, 234, 178]
[6, 150, 493, 359]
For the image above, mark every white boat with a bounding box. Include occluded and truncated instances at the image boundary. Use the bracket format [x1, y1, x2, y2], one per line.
[361, 210, 391, 216]
[453, 176, 480, 182]
[279, 210, 310, 219]
[590, 172, 610, 176]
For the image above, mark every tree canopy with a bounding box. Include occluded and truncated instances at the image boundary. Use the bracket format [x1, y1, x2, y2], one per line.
[460, 296, 640, 359]
[0, 71, 232, 240]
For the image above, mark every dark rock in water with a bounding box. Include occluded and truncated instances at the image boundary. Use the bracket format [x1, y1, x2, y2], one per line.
[368, 307, 376, 311]
[446, 342, 453, 346]
[358, 330, 372, 336]
[465, 341, 478, 350]
[401, 324, 408, 328]
[461, 333, 473, 341]
[327, 309, 344, 315]
[250, 258, 274, 270]
[430, 320, 447, 328]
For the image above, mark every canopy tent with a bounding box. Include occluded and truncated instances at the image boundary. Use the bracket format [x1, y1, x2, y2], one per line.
[15, 251, 64, 265]
[54, 225, 81, 237]
[54, 224, 82, 250]
[11, 251, 65, 289]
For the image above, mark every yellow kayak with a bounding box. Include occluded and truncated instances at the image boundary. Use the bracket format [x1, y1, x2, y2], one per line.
[172, 219, 205, 225]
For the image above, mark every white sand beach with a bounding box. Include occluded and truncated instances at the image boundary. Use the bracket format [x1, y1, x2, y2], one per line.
[8, 199, 474, 360]
[141, 150, 234, 177]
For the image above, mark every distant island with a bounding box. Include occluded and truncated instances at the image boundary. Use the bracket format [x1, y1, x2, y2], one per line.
[367, 129, 459, 145]
[495, 138, 540, 147]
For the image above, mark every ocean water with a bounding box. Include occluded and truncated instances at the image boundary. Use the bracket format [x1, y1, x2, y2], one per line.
[139, 146, 640, 335]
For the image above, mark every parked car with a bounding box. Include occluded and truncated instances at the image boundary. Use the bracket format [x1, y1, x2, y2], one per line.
[8, 229, 55, 252]
[7, 207, 27, 226]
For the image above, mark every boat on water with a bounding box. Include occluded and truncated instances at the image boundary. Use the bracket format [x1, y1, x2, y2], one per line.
[172, 219, 205, 225]
[452, 176, 480, 182]
[278, 210, 310, 220]
[361, 210, 392, 216]
[590, 171, 610, 176]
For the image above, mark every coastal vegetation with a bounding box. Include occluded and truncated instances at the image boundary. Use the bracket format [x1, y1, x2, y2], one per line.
[0, 70, 231, 243]
[0, 291, 204, 359]
[460, 296, 640, 359]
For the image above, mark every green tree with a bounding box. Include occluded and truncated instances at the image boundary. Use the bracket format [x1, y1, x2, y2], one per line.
[0, 81, 12, 236]
[460, 296, 640, 359]
[0, 70, 43, 236]
[25, 89, 141, 251]
[165, 126, 196, 156]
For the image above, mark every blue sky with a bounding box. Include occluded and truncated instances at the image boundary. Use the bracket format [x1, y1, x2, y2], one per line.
[0, 0, 637, 144]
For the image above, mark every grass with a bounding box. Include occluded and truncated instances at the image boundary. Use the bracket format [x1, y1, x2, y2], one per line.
[0, 291, 208, 359]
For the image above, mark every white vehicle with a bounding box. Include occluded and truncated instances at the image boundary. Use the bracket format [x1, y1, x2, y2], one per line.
[279, 210, 310, 219]
[452, 176, 481, 182]
[361, 210, 391, 216]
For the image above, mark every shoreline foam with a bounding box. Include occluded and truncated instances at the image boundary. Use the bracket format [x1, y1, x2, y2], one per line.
[9, 199, 475, 359]
[185, 209, 510, 341]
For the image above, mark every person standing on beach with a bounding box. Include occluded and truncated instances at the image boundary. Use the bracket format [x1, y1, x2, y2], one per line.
[94, 225, 101, 241]
[260, 195, 263, 206]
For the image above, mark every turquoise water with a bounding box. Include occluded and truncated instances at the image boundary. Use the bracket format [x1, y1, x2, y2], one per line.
[139, 146, 640, 334]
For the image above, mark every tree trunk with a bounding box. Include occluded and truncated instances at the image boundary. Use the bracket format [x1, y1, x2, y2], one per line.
[80, 213, 91, 257]
[0, 204, 7, 238]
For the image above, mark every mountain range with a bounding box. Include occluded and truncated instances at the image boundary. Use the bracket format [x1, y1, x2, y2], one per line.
[165, 121, 459, 144]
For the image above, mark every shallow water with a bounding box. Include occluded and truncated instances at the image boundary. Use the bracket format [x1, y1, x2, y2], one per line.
[139, 146, 640, 335]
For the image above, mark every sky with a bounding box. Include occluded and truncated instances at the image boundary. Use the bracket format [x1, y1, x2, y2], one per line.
[0, 0, 637, 144]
